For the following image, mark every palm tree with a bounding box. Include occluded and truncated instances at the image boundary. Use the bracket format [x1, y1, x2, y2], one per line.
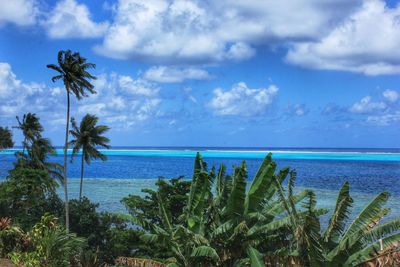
[0, 127, 13, 150]
[47, 50, 97, 231]
[14, 113, 43, 153]
[13, 115, 63, 185]
[69, 114, 110, 200]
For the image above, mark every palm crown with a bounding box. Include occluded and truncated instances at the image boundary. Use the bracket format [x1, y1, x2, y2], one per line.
[47, 50, 96, 99]
[69, 114, 110, 164]
[0, 127, 13, 150]
[69, 114, 110, 200]
[14, 113, 43, 148]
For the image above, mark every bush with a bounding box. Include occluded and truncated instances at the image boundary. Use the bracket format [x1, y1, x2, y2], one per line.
[69, 197, 142, 264]
[9, 214, 85, 267]
[0, 218, 26, 258]
[0, 167, 63, 229]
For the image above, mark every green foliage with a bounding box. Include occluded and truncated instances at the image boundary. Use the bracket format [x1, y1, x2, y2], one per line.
[69, 197, 142, 264]
[126, 154, 400, 267]
[9, 214, 85, 267]
[14, 113, 43, 151]
[13, 113, 63, 184]
[47, 49, 98, 231]
[0, 126, 13, 150]
[47, 50, 97, 99]
[69, 114, 111, 164]
[0, 167, 63, 230]
[0, 218, 25, 257]
[69, 113, 111, 200]
[123, 177, 191, 227]
[127, 154, 305, 266]
[322, 187, 400, 267]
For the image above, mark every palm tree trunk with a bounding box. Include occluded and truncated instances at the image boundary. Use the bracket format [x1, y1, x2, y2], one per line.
[22, 137, 26, 155]
[64, 90, 70, 231]
[79, 150, 84, 201]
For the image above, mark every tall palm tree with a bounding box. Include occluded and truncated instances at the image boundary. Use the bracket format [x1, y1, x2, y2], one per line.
[0, 126, 13, 150]
[69, 114, 110, 200]
[14, 113, 43, 153]
[47, 50, 97, 230]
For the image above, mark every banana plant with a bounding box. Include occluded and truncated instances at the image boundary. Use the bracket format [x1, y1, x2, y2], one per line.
[127, 192, 219, 267]
[270, 178, 400, 267]
[322, 182, 400, 266]
[209, 154, 326, 266]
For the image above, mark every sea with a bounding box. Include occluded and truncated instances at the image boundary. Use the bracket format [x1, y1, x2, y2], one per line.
[1, 147, 400, 223]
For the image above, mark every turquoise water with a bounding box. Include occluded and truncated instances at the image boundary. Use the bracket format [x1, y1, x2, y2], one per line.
[1, 148, 400, 222]
[64, 178, 400, 223]
[2, 148, 400, 161]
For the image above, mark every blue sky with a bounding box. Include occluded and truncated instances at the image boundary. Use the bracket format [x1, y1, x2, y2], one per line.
[0, 0, 400, 148]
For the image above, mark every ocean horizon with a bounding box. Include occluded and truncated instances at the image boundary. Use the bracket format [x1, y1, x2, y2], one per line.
[1, 147, 399, 221]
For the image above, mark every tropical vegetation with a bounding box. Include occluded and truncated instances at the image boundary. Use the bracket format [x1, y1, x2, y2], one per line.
[0, 50, 399, 266]
[69, 114, 111, 200]
[47, 50, 97, 231]
[0, 127, 13, 150]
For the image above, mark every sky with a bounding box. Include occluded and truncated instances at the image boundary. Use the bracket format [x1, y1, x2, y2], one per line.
[0, 0, 400, 148]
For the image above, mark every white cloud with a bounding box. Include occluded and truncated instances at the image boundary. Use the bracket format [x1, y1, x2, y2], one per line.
[0, 63, 49, 116]
[77, 72, 161, 128]
[367, 111, 400, 126]
[208, 82, 278, 116]
[0, 63, 21, 99]
[0, 0, 39, 26]
[144, 66, 213, 83]
[0, 62, 68, 133]
[95, 0, 360, 64]
[287, 104, 308, 117]
[45, 0, 109, 39]
[0, 62, 161, 130]
[286, 0, 400, 75]
[349, 96, 386, 114]
[383, 89, 399, 103]
[118, 75, 159, 96]
[78, 103, 108, 116]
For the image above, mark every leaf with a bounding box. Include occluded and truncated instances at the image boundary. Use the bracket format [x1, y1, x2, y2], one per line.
[362, 218, 400, 244]
[216, 164, 226, 197]
[265, 189, 311, 217]
[247, 246, 265, 267]
[344, 232, 400, 266]
[342, 192, 389, 241]
[323, 182, 353, 244]
[245, 153, 277, 214]
[191, 246, 220, 262]
[327, 192, 390, 261]
[225, 162, 247, 219]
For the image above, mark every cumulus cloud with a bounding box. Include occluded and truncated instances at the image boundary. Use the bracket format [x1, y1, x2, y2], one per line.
[144, 66, 213, 83]
[367, 111, 400, 126]
[286, 0, 400, 75]
[349, 96, 386, 114]
[44, 0, 109, 39]
[0, 63, 50, 117]
[383, 89, 399, 103]
[95, 0, 360, 64]
[208, 82, 278, 116]
[0, 0, 39, 26]
[0, 62, 161, 130]
[286, 104, 309, 117]
[77, 72, 161, 128]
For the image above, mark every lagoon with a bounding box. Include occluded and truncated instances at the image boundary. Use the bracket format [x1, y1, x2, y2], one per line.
[1, 147, 400, 220]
